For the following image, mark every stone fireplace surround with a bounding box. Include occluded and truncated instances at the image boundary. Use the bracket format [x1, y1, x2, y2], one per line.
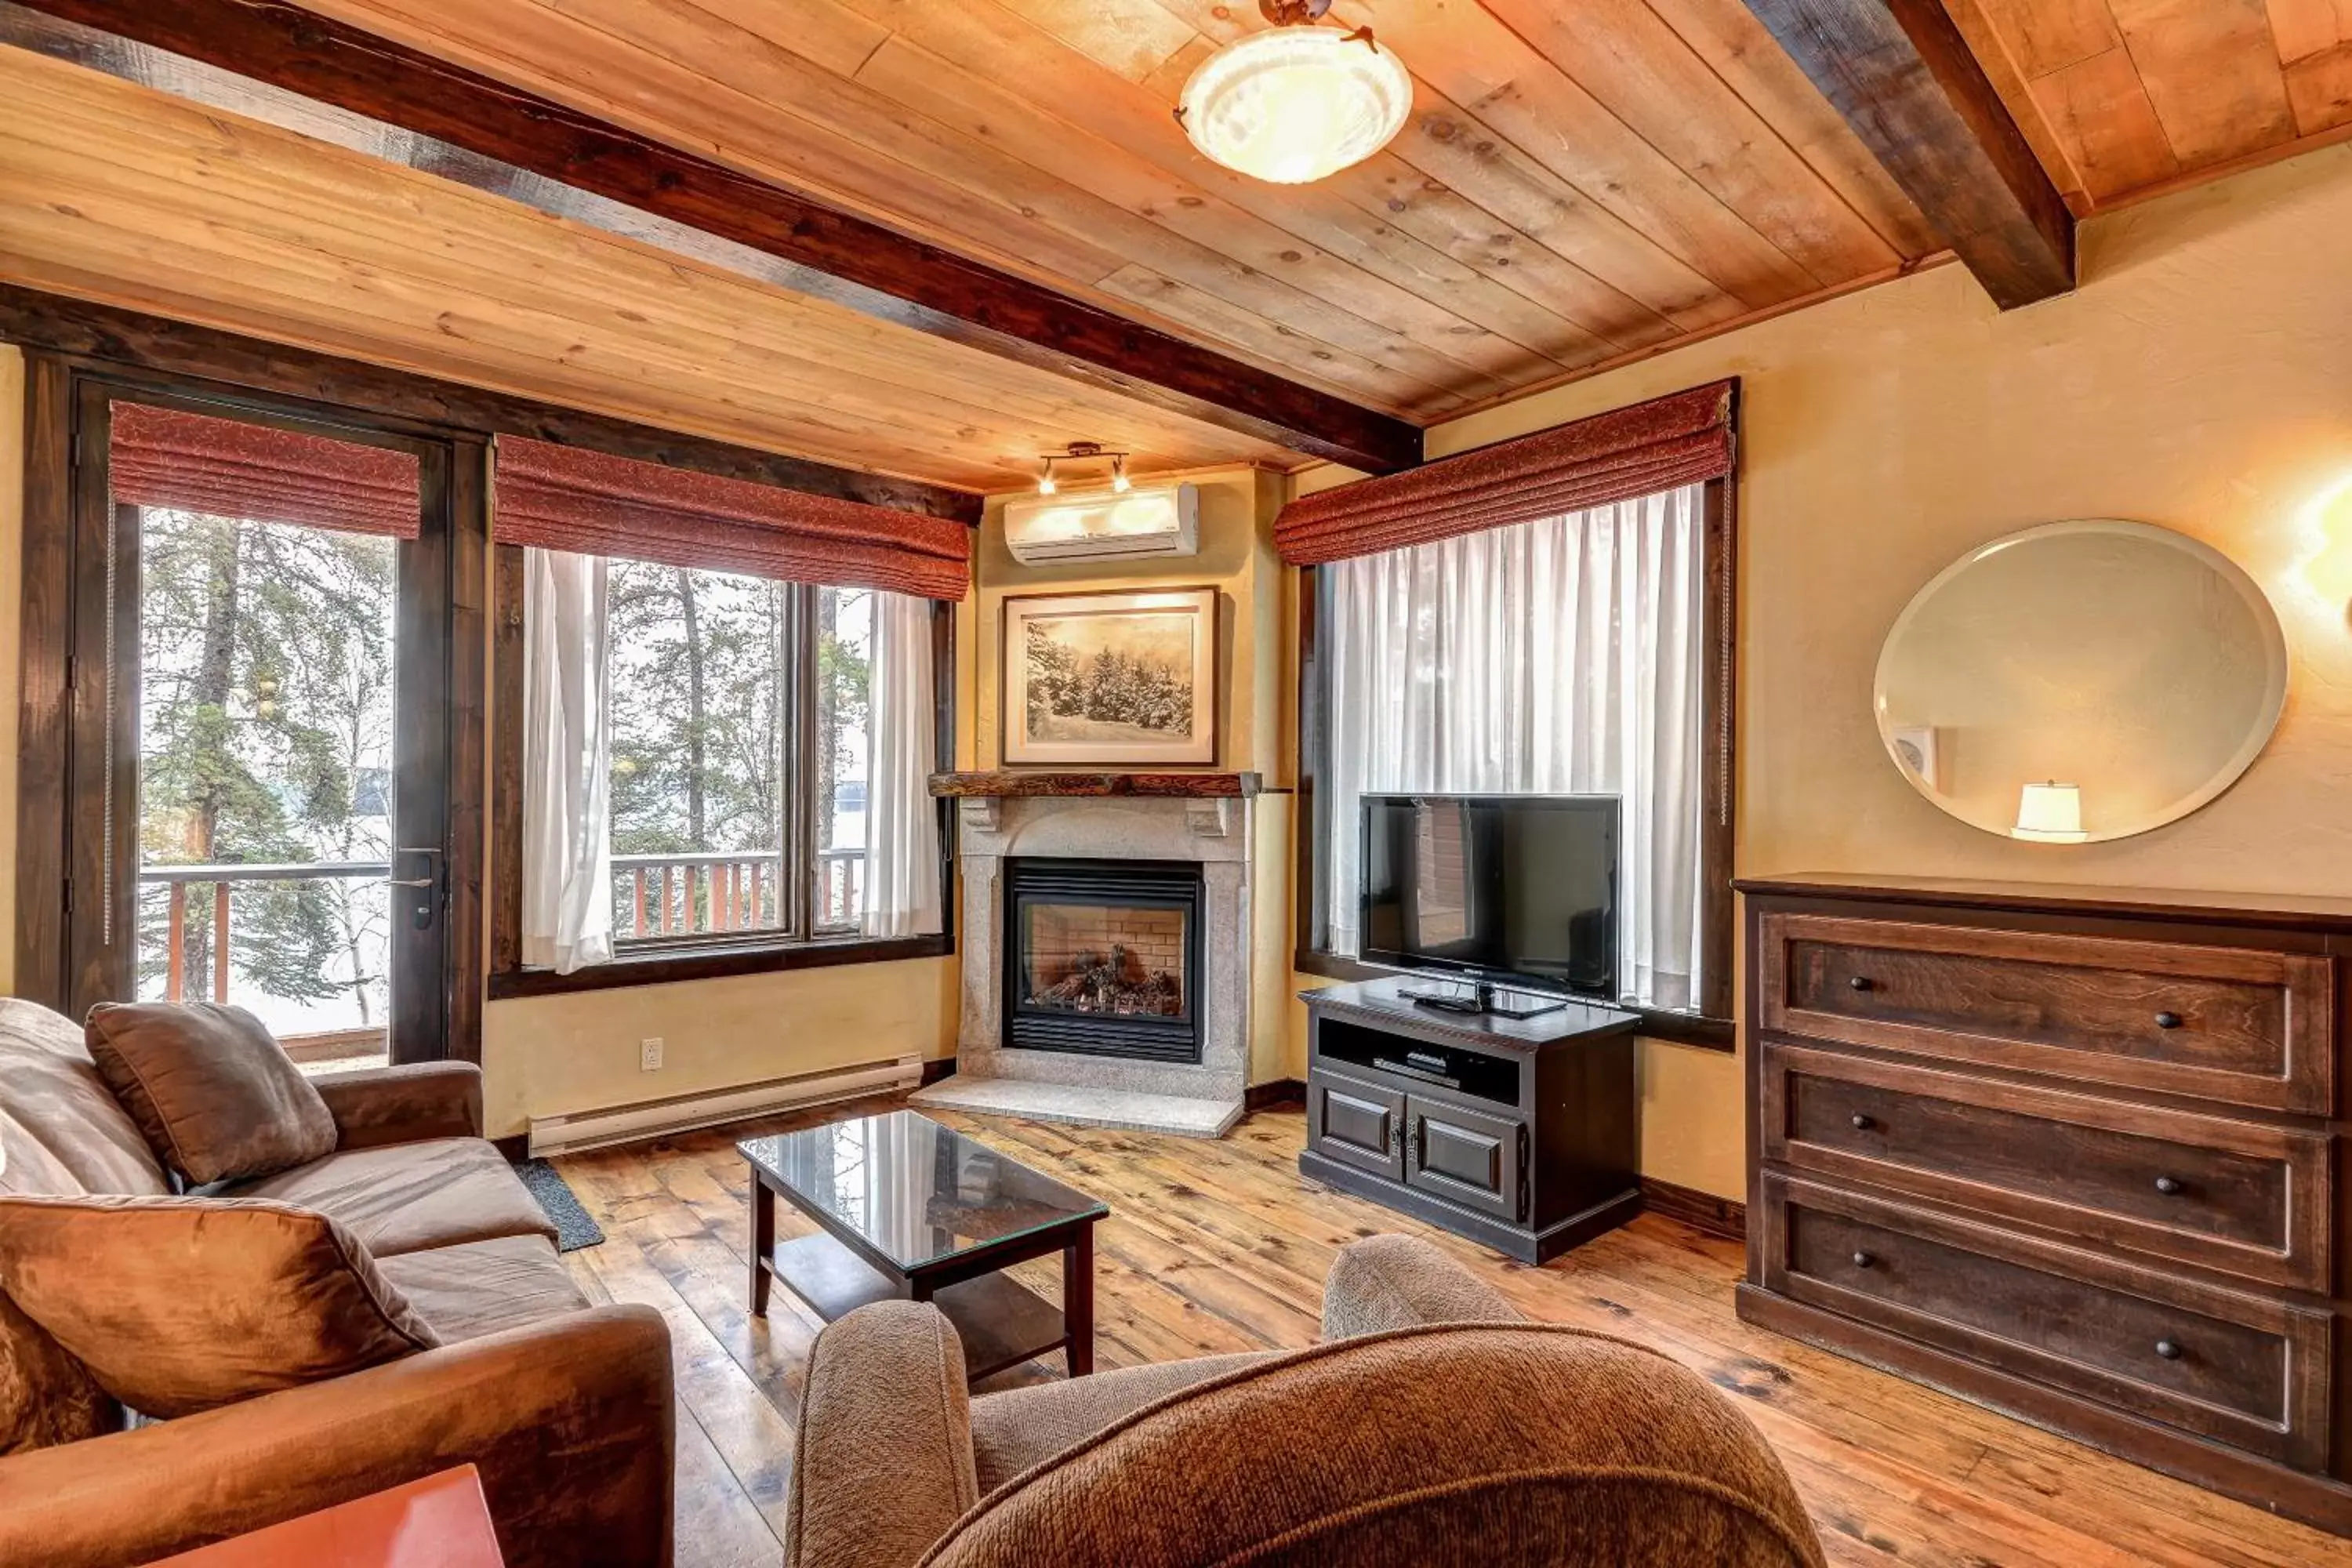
[911, 773, 1259, 1138]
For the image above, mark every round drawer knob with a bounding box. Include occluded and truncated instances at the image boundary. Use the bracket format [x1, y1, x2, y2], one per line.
[1850, 1112, 1875, 1131]
[2154, 1339, 2183, 1361]
[2154, 1175, 2183, 1196]
[1849, 976, 1875, 993]
[2154, 1011, 2183, 1030]
[1851, 1250, 1875, 1269]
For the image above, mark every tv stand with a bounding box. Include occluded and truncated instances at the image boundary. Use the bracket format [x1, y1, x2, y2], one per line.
[1299, 977, 1641, 1264]
[1398, 979, 1570, 1021]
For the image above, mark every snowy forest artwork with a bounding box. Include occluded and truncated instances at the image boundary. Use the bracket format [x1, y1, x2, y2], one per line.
[1004, 588, 1216, 765]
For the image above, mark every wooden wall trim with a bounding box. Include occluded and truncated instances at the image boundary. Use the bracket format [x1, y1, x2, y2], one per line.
[13, 0, 1421, 475]
[1641, 1176, 1747, 1241]
[0, 285, 982, 523]
[13, 352, 74, 1009]
[1741, 0, 2074, 309]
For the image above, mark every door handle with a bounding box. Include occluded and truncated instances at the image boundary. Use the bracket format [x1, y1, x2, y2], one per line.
[387, 846, 441, 887]
[390, 847, 441, 927]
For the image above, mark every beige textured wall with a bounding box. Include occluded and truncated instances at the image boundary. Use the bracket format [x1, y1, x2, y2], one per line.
[1322, 140, 2352, 1200]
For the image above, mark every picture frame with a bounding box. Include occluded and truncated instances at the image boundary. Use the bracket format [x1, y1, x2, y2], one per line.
[1001, 587, 1218, 766]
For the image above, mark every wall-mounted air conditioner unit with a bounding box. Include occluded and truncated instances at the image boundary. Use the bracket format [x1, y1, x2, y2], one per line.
[1003, 482, 1200, 564]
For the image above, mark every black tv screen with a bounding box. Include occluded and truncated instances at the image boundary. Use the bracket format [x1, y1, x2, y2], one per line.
[1358, 794, 1619, 1000]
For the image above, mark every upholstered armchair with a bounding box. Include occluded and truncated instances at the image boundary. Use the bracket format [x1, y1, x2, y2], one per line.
[787, 1233, 1824, 1568]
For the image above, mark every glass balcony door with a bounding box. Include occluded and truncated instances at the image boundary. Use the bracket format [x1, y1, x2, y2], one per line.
[61, 385, 470, 1066]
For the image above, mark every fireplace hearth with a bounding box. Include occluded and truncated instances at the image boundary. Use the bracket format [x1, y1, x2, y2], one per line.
[1005, 858, 1203, 1064]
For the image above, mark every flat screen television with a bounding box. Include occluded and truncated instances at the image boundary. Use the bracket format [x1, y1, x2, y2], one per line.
[1358, 793, 1619, 1014]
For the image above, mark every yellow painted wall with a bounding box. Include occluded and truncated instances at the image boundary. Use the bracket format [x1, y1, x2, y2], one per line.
[1285, 140, 2352, 1200]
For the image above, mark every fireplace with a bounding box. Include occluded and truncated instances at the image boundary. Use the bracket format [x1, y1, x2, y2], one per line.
[1004, 858, 1204, 1064]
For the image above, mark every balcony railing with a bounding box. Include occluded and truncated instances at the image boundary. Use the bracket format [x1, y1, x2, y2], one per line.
[141, 862, 392, 1067]
[612, 849, 865, 941]
[143, 860, 392, 1004]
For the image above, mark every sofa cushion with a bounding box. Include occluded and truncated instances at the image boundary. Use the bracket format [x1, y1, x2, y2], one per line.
[85, 1002, 336, 1185]
[0, 998, 169, 1198]
[223, 1138, 557, 1258]
[0, 1195, 438, 1419]
[969, 1352, 1268, 1495]
[924, 1323, 1824, 1568]
[377, 1233, 590, 1343]
[0, 1288, 121, 1453]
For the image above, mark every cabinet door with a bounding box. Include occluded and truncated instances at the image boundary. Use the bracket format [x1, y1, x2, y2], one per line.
[1405, 1096, 1524, 1221]
[1309, 1072, 1404, 1181]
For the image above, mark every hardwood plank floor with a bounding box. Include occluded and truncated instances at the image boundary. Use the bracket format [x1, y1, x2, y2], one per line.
[555, 1094, 2347, 1567]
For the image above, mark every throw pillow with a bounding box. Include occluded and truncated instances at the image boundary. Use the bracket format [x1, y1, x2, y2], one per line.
[0, 1288, 119, 1452]
[0, 1195, 438, 1418]
[85, 1002, 337, 1185]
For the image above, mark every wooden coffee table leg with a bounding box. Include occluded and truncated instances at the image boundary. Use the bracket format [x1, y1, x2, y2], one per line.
[749, 1174, 774, 1316]
[1063, 1222, 1095, 1377]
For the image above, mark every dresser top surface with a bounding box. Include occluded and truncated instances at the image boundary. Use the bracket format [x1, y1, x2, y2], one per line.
[1736, 872, 2352, 931]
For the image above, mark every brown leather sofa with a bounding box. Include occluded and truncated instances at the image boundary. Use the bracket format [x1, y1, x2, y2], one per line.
[789, 1232, 1827, 1568]
[0, 998, 673, 1568]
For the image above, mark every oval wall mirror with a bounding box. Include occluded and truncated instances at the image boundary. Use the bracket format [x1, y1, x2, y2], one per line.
[1874, 520, 2288, 844]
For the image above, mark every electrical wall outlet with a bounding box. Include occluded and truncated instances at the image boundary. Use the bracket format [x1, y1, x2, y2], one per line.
[640, 1036, 665, 1073]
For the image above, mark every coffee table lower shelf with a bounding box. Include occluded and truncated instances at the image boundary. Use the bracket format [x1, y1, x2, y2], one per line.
[764, 1232, 1071, 1382]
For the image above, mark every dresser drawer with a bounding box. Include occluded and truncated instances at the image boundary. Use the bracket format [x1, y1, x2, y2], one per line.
[1758, 913, 2336, 1114]
[1757, 1174, 2331, 1468]
[1760, 1042, 2332, 1290]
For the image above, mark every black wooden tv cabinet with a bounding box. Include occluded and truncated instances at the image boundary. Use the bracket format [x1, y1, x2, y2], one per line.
[1298, 977, 1641, 1263]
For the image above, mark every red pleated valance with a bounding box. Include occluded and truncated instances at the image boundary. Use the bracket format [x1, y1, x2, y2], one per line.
[493, 437, 971, 600]
[111, 403, 421, 538]
[1276, 379, 1737, 565]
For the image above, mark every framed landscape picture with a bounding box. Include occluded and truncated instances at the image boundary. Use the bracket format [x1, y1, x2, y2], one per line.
[1003, 587, 1218, 766]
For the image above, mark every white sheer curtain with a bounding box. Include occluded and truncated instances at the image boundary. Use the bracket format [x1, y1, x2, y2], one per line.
[1324, 485, 1706, 1010]
[862, 589, 943, 938]
[521, 547, 615, 973]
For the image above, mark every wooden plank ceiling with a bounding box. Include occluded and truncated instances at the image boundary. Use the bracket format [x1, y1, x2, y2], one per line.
[1949, 0, 2352, 210]
[0, 43, 1298, 490]
[252, 0, 1956, 424]
[5, 1, 2350, 492]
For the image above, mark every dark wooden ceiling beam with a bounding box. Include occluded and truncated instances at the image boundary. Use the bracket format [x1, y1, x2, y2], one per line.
[1741, 0, 2074, 310]
[0, 283, 985, 521]
[10, 0, 1424, 474]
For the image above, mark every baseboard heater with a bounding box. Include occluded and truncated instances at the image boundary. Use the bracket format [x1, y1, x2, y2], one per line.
[525, 1054, 926, 1157]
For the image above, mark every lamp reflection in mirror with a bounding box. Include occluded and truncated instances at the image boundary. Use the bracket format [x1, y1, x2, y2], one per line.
[2013, 781, 2088, 843]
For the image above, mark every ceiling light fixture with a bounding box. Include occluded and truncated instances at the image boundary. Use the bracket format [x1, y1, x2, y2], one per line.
[1175, 0, 1411, 186]
[1040, 441, 1126, 496]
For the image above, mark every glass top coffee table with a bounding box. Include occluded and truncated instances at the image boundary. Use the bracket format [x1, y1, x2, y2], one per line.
[740, 1109, 1108, 1381]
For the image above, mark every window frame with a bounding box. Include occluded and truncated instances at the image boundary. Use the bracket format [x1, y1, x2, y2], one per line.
[1292, 474, 1737, 1050]
[485, 543, 956, 999]
[14, 353, 489, 1062]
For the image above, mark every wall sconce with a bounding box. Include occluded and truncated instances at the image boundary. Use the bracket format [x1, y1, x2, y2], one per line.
[2013, 781, 2088, 843]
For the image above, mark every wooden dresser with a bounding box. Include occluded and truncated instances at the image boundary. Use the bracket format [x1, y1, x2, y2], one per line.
[1738, 875, 2351, 1535]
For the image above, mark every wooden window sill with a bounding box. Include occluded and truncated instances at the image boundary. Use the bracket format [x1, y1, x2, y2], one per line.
[488, 931, 951, 1000]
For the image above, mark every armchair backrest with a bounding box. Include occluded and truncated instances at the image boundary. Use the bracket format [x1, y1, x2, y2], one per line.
[923, 1322, 1823, 1568]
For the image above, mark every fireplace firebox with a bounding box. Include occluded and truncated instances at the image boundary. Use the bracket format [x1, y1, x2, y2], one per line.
[1003, 858, 1204, 1064]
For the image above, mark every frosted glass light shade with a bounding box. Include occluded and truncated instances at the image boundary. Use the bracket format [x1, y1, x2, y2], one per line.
[1178, 27, 1412, 185]
[2013, 782, 2088, 843]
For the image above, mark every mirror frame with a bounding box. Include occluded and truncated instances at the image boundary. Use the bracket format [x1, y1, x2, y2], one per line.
[1873, 519, 2290, 844]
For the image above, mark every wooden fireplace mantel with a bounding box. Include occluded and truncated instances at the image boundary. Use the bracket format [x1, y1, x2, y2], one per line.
[927, 771, 1262, 799]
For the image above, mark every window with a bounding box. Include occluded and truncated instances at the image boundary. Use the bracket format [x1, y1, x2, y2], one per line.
[1300, 481, 1734, 1038]
[492, 546, 949, 996]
